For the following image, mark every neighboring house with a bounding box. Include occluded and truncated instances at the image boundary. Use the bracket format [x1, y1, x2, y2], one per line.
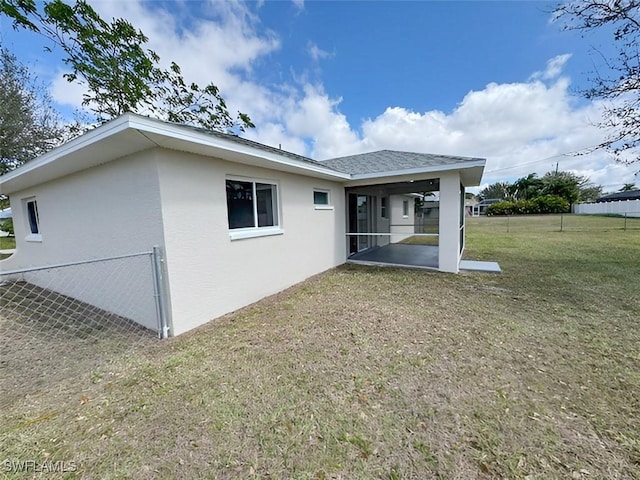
[473, 198, 502, 216]
[596, 190, 640, 202]
[0, 113, 486, 336]
[465, 197, 478, 217]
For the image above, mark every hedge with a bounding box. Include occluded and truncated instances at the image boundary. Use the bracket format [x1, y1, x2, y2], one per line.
[485, 195, 570, 216]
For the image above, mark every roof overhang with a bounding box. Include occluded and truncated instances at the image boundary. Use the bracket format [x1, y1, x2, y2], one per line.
[0, 114, 349, 194]
[344, 160, 486, 188]
[0, 113, 486, 195]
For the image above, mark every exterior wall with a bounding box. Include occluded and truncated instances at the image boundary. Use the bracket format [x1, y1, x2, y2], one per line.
[0, 151, 165, 330]
[438, 171, 461, 273]
[389, 195, 414, 243]
[377, 197, 390, 247]
[574, 199, 640, 217]
[155, 150, 346, 335]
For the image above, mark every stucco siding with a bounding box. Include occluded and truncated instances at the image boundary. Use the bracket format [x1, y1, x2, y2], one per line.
[438, 171, 461, 273]
[389, 195, 414, 243]
[155, 150, 346, 335]
[0, 151, 165, 330]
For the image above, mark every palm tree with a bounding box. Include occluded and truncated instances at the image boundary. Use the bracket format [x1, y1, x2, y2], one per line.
[619, 183, 637, 192]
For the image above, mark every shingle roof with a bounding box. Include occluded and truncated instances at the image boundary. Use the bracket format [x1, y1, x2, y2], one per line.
[169, 122, 339, 172]
[597, 190, 640, 202]
[167, 119, 486, 177]
[319, 150, 484, 175]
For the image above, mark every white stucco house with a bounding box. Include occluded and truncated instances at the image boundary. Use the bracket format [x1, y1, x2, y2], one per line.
[0, 113, 486, 337]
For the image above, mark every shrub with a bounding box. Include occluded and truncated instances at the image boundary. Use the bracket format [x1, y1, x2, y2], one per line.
[533, 195, 570, 214]
[0, 218, 13, 236]
[486, 195, 569, 216]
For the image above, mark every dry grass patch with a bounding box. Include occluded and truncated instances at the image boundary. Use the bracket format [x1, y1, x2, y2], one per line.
[1, 215, 639, 479]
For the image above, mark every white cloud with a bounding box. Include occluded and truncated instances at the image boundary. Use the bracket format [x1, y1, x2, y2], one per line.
[291, 0, 304, 12]
[50, 71, 87, 108]
[47, 1, 636, 192]
[307, 42, 332, 61]
[530, 53, 572, 80]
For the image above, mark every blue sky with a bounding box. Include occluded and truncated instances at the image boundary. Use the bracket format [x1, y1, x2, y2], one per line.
[1, 0, 637, 191]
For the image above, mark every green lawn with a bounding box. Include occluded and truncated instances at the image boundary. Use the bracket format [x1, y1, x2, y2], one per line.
[0, 236, 15, 260]
[1, 215, 639, 479]
[0, 235, 15, 249]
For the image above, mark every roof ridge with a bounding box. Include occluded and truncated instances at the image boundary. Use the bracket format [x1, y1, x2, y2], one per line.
[126, 113, 346, 174]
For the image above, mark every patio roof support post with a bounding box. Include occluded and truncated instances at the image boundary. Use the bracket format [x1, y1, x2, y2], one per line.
[438, 171, 461, 273]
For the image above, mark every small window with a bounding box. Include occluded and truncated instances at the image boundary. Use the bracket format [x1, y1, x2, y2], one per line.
[381, 197, 388, 218]
[27, 199, 39, 234]
[313, 190, 329, 206]
[226, 178, 279, 232]
[402, 200, 409, 217]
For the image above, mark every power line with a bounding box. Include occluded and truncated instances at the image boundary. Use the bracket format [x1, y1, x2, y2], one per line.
[484, 145, 602, 174]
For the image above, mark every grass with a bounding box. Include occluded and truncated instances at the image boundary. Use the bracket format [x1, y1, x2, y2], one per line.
[398, 234, 439, 246]
[0, 235, 15, 250]
[0, 235, 15, 260]
[1, 215, 639, 479]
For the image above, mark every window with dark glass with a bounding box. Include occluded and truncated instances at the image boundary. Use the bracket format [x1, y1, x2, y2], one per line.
[313, 190, 329, 205]
[27, 199, 39, 234]
[226, 179, 278, 229]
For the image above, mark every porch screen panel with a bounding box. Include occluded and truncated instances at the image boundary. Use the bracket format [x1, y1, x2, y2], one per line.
[460, 184, 465, 253]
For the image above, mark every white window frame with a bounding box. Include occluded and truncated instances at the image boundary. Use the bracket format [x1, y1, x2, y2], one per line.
[402, 199, 409, 218]
[24, 197, 42, 242]
[226, 175, 283, 240]
[313, 188, 333, 210]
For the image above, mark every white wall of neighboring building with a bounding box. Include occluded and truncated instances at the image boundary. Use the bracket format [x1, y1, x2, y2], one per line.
[0, 152, 166, 331]
[155, 149, 347, 335]
[389, 194, 414, 243]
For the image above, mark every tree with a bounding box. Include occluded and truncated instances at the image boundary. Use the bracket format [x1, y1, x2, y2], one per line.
[0, 47, 65, 174]
[541, 172, 580, 206]
[579, 184, 604, 202]
[554, 1, 640, 164]
[1, 218, 14, 236]
[619, 182, 638, 191]
[0, 0, 254, 131]
[480, 171, 603, 206]
[510, 173, 544, 201]
[478, 181, 511, 201]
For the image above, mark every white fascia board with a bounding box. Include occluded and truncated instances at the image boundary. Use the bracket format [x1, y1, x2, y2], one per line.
[349, 160, 486, 181]
[127, 115, 350, 181]
[0, 115, 136, 191]
[0, 113, 349, 194]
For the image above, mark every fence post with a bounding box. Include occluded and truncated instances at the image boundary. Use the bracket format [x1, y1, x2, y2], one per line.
[507, 215, 510, 233]
[624, 212, 627, 231]
[151, 245, 170, 339]
[560, 214, 564, 232]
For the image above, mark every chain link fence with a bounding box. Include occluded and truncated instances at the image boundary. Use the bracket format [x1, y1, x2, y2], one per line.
[0, 249, 168, 411]
[470, 213, 640, 233]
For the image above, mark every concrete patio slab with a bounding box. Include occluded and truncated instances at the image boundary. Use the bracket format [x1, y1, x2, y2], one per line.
[459, 260, 502, 273]
[348, 244, 439, 269]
